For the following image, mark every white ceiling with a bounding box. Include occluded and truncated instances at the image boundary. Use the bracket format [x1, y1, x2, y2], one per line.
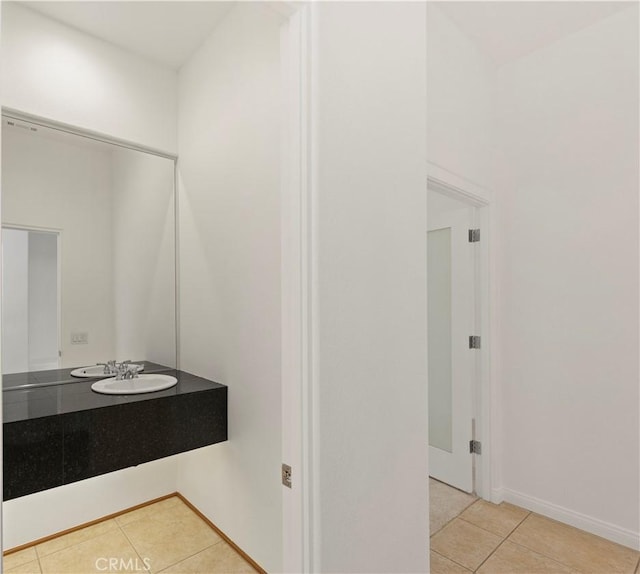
[23, 1, 235, 70]
[435, 1, 634, 67]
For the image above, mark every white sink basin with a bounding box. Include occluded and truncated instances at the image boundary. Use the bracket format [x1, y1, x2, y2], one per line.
[91, 374, 177, 395]
[71, 364, 144, 378]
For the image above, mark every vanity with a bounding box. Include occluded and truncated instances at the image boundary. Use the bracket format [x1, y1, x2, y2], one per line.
[3, 361, 227, 500]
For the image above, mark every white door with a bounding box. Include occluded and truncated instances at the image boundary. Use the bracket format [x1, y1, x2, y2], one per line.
[427, 192, 476, 493]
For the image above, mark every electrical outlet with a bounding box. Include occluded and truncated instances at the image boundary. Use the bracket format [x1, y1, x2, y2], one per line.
[71, 332, 88, 345]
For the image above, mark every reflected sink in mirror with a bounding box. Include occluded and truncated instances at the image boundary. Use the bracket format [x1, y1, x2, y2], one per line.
[91, 374, 177, 395]
[70, 364, 144, 378]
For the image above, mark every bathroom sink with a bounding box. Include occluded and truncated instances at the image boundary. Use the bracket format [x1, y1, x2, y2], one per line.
[91, 374, 177, 395]
[71, 364, 144, 378]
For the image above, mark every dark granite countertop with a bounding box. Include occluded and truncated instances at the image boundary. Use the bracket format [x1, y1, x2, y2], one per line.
[3, 362, 226, 424]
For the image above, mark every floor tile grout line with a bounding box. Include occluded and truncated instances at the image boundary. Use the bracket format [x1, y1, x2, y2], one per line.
[2, 549, 38, 572]
[472, 509, 591, 574]
[34, 518, 121, 561]
[430, 495, 529, 571]
[503, 538, 601, 573]
[472, 533, 511, 573]
[117, 505, 167, 572]
[501, 520, 593, 571]
[430, 498, 481, 538]
[432, 503, 532, 573]
[117, 520, 153, 572]
[431, 518, 505, 573]
[508, 526, 640, 573]
[431, 509, 529, 570]
[39, 521, 140, 574]
[153, 541, 224, 574]
[117, 501, 226, 573]
[431, 549, 473, 572]
[518, 510, 640, 554]
[456, 507, 531, 540]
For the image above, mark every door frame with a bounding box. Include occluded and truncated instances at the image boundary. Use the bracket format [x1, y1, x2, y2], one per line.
[427, 162, 498, 502]
[1, 223, 63, 372]
[279, 4, 317, 573]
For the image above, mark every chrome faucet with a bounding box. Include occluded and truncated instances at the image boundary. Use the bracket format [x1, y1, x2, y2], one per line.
[123, 368, 138, 380]
[97, 360, 117, 374]
[113, 360, 138, 381]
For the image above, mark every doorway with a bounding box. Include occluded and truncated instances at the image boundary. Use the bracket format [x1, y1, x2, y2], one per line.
[427, 169, 494, 507]
[427, 187, 478, 493]
[1, 226, 61, 373]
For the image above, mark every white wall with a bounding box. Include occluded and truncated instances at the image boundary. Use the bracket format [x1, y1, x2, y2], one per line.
[176, 4, 283, 572]
[311, 3, 428, 572]
[2, 127, 115, 370]
[426, 4, 496, 190]
[112, 149, 176, 367]
[1, 2, 177, 154]
[495, 6, 640, 545]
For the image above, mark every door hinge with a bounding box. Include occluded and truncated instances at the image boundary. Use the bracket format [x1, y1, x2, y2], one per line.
[282, 463, 292, 488]
[468, 229, 480, 243]
[469, 440, 482, 455]
[469, 335, 481, 349]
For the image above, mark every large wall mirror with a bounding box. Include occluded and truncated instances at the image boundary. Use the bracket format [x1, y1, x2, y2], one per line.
[1, 113, 177, 385]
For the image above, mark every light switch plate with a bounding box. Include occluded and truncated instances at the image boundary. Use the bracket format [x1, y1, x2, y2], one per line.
[71, 332, 88, 345]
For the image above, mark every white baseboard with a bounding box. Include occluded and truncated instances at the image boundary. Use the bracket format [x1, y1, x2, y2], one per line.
[502, 488, 640, 551]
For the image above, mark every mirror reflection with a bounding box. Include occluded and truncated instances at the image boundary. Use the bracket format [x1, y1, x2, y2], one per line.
[1, 116, 177, 382]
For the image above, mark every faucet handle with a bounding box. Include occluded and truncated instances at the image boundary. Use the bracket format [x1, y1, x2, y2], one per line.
[123, 365, 138, 380]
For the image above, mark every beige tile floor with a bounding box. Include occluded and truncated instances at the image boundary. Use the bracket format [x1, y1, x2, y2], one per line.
[3, 496, 258, 574]
[6, 484, 639, 573]
[429, 478, 640, 574]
